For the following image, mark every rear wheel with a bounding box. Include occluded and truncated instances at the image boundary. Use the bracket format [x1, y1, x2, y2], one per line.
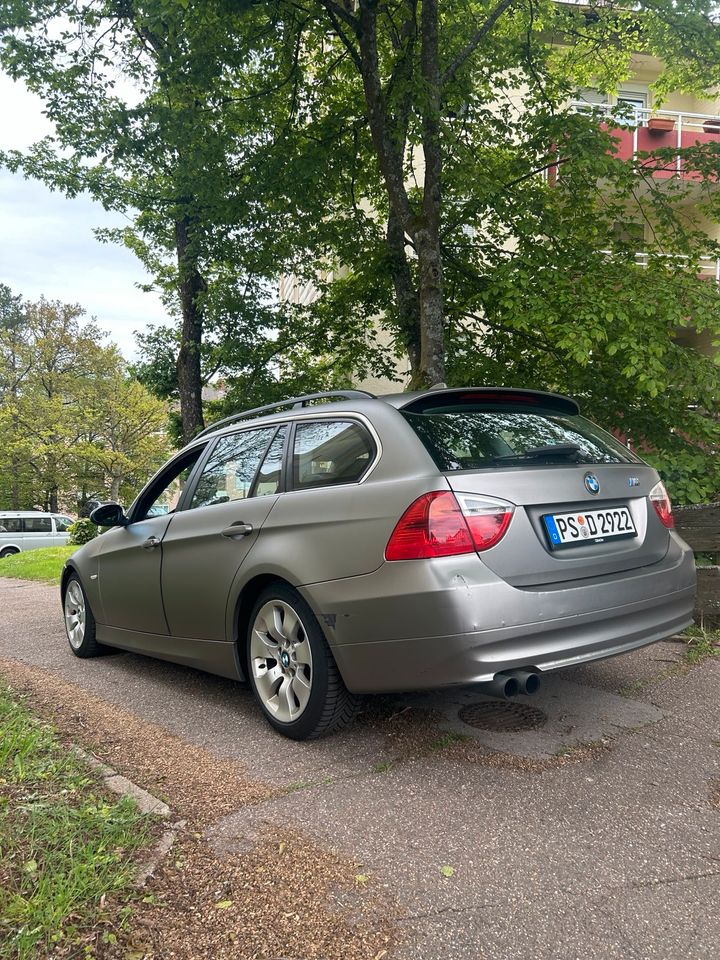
[64, 575, 105, 658]
[247, 583, 360, 740]
[0, 547, 19, 559]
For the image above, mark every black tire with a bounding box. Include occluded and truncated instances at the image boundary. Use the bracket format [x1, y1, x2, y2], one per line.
[0, 547, 19, 559]
[246, 582, 360, 740]
[64, 574, 106, 658]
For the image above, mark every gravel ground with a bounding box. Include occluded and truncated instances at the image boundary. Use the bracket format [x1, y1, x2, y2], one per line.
[1, 578, 719, 960]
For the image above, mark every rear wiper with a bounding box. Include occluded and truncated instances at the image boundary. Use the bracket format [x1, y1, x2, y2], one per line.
[491, 443, 583, 464]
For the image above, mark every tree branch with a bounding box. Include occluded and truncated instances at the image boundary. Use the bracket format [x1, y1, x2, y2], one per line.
[321, 2, 362, 70]
[441, 0, 516, 87]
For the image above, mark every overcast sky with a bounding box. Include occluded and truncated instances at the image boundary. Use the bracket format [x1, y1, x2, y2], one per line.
[0, 73, 167, 359]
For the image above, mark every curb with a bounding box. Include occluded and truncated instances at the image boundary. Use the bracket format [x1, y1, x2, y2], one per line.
[75, 747, 184, 885]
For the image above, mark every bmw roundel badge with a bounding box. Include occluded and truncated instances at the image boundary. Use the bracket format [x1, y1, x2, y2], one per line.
[584, 473, 600, 496]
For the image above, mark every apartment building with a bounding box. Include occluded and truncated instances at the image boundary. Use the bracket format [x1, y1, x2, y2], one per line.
[280, 49, 720, 390]
[565, 53, 720, 357]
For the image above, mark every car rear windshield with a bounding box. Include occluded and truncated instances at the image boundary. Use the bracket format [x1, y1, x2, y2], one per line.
[403, 406, 640, 471]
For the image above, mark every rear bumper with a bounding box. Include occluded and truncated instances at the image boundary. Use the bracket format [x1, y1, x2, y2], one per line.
[299, 535, 696, 693]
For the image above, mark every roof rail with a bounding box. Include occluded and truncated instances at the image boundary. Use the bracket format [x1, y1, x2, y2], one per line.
[194, 390, 377, 440]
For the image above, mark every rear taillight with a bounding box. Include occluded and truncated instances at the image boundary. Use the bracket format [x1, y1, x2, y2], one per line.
[455, 493, 515, 550]
[385, 490, 514, 561]
[649, 480, 674, 529]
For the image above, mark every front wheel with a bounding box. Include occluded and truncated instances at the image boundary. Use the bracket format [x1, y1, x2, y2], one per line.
[64, 574, 105, 658]
[247, 583, 360, 740]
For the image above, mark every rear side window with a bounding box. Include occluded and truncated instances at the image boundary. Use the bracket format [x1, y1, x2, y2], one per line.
[55, 516, 74, 532]
[24, 516, 52, 533]
[0, 518, 21, 533]
[404, 407, 639, 471]
[292, 420, 374, 489]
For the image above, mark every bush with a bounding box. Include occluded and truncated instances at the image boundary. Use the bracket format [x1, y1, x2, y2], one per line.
[67, 518, 97, 546]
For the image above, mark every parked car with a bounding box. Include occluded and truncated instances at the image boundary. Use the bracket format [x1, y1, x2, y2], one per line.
[60, 388, 696, 739]
[0, 512, 75, 558]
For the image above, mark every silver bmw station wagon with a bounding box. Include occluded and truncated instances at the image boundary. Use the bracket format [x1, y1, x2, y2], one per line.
[61, 388, 696, 739]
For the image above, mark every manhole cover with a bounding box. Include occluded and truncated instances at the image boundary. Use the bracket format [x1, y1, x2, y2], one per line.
[458, 701, 547, 732]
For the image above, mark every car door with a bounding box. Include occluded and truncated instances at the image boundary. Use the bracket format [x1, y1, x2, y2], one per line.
[53, 515, 74, 545]
[23, 515, 52, 550]
[260, 417, 382, 582]
[96, 445, 207, 634]
[160, 425, 286, 640]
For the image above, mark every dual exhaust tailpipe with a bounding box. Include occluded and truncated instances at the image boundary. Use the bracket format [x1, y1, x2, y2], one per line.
[482, 669, 540, 699]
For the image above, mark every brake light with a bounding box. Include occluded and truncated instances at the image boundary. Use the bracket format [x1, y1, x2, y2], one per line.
[649, 481, 674, 529]
[385, 491, 514, 560]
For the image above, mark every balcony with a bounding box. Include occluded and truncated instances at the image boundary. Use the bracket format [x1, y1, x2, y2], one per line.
[601, 250, 720, 285]
[554, 102, 720, 182]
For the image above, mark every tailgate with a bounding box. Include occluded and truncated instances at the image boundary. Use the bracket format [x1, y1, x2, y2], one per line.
[445, 463, 668, 587]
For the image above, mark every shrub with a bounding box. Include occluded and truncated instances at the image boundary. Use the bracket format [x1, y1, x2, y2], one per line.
[67, 518, 97, 546]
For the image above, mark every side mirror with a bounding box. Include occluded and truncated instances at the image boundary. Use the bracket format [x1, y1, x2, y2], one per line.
[89, 502, 129, 528]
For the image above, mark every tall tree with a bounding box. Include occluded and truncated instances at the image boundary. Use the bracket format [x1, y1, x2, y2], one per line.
[0, 0, 307, 442]
[259, 0, 720, 498]
[0, 291, 169, 511]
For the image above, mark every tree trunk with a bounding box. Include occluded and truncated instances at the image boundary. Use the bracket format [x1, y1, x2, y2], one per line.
[110, 474, 122, 502]
[415, 231, 445, 386]
[175, 216, 206, 444]
[355, 0, 445, 388]
[386, 209, 421, 383]
[417, 0, 445, 387]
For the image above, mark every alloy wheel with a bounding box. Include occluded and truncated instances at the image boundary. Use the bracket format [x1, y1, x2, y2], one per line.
[250, 599, 313, 724]
[64, 580, 86, 650]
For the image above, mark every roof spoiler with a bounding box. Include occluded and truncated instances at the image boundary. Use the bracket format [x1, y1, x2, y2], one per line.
[398, 387, 580, 417]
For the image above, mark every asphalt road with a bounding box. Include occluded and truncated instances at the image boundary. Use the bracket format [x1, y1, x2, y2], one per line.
[1, 577, 719, 960]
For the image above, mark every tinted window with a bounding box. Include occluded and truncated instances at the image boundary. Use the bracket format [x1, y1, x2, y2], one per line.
[254, 427, 287, 497]
[0, 518, 21, 534]
[24, 517, 52, 533]
[55, 516, 74, 532]
[293, 421, 373, 489]
[405, 408, 638, 471]
[189, 428, 276, 510]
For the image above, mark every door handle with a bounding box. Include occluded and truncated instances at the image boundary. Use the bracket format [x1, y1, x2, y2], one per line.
[221, 522, 254, 539]
[143, 536, 161, 550]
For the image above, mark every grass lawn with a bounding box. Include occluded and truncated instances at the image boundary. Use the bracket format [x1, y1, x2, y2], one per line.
[0, 684, 153, 959]
[0, 546, 76, 585]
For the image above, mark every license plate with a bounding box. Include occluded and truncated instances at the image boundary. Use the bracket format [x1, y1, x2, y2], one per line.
[543, 505, 637, 549]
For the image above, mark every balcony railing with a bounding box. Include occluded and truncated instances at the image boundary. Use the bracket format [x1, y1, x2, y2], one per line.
[556, 102, 720, 181]
[600, 250, 720, 284]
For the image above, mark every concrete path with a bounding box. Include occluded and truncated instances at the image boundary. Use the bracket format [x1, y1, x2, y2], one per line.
[1, 578, 718, 959]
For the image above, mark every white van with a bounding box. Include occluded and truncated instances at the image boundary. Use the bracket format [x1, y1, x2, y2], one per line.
[0, 512, 75, 558]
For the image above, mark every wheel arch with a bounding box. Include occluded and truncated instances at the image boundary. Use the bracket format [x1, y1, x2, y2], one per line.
[60, 562, 77, 601]
[232, 573, 298, 680]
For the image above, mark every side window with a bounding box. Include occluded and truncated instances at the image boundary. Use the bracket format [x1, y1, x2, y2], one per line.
[292, 420, 373, 490]
[254, 426, 287, 497]
[24, 517, 52, 533]
[189, 428, 276, 510]
[134, 446, 206, 521]
[0, 518, 21, 533]
[54, 516, 74, 533]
